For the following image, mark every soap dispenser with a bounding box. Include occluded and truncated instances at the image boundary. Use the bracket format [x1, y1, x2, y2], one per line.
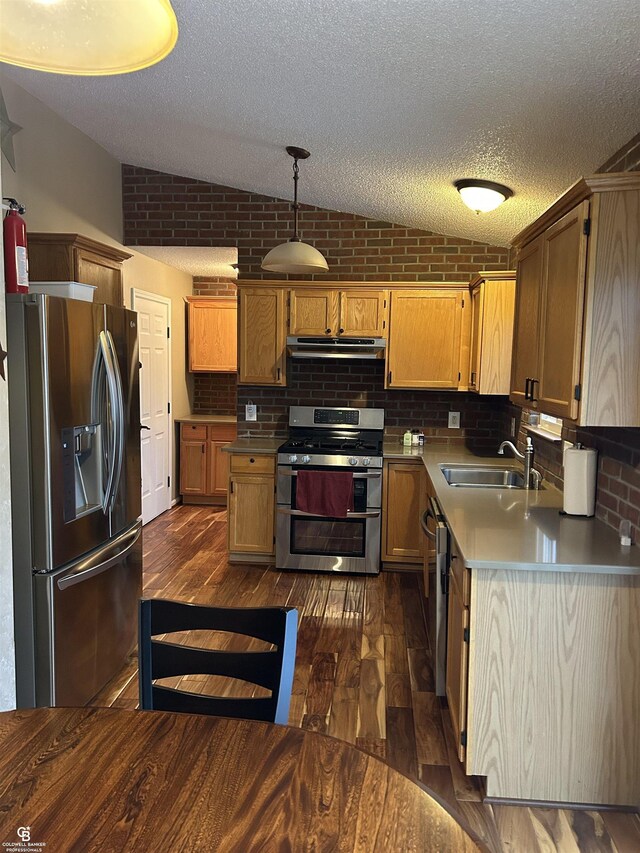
[403, 429, 412, 447]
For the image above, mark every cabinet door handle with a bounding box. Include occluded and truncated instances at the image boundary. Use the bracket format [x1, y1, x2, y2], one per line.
[201, 445, 205, 454]
[525, 377, 531, 400]
[530, 379, 538, 403]
[276, 366, 281, 381]
[470, 371, 476, 386]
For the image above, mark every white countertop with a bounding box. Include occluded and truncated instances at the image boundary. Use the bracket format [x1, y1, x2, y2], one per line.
[402, 444, 640, 576]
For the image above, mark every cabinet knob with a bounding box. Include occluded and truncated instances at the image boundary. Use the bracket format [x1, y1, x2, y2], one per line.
[250, 457, 255, 463]
[325, 328, 331, 334]
[339, 328, 344, 334]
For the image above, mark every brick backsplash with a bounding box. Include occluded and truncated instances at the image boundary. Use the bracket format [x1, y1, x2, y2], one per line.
[237, 359, 509, 453]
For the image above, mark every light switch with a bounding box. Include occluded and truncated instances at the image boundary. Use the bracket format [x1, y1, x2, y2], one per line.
[245, 402, 257, 422]
[448, 411, 460, 429]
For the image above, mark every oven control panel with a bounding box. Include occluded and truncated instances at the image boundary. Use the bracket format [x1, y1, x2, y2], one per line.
[314, 409, 359, 425]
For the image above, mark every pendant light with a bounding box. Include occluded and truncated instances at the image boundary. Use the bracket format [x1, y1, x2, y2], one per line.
[0, 0, 178, 76]
[454, 179, 513, 214]
[261, 146, 329, 274]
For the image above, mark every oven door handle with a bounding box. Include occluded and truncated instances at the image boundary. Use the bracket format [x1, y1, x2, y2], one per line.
[277, 508, 381, 519]
[421, 508, 437, 541]
[279, 470, 381, 479]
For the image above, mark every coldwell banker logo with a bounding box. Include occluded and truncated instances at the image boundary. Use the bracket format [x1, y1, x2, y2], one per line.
[2, 826, 46, 850]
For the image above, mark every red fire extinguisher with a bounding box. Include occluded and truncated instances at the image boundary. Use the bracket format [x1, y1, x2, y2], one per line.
[3, 197, 29, 294]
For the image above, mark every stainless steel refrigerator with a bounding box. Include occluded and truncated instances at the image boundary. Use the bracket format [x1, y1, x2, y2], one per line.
[7, 293, 142, 708]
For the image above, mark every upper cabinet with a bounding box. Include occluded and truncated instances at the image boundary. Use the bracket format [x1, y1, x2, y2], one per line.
[468, 271, 516, 395]
[510, 173, 640, 425]
[187, 297, 237, 373]
[28, 233, 131, 306]
[238, 287, 287, 385]
[289, 288, 387, 336]
[386, 289, 464, 389]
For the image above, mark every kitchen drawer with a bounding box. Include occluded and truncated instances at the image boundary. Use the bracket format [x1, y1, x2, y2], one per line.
[450, 535, 470, 606]
[181, 424, 208, 441]
[208, 424, 237, 442]
[230, 454, 275, 474]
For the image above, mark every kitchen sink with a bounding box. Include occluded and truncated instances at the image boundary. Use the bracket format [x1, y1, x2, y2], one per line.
[440, 464, 527, 488]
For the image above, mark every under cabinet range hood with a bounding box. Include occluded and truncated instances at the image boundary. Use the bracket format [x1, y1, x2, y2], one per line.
[287, 336, 387, 360]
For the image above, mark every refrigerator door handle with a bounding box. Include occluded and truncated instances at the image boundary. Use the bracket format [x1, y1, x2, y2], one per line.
[104, 331, 125, 513]
[92, 332, 118, 513]
[57, 524, 141, 590]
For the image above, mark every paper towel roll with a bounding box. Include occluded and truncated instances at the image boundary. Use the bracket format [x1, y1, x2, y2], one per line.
[563, 445, 598, 516]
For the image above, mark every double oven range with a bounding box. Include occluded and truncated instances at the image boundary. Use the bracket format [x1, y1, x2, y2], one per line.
[276, 407, 384, 575]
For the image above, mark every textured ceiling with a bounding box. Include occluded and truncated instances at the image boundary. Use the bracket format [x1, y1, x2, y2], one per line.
[2, 0, 639, 246]
[133, 246, 238, 277]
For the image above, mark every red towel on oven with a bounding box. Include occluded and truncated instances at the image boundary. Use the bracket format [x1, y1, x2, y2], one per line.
[296, 470, 354, 518]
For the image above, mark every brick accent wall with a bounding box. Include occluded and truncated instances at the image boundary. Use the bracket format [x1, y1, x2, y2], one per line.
[122, 165, 509, 281]
[122, 164, 510, 424]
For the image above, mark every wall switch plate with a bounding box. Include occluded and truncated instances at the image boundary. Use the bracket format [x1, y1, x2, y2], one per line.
[448, 411, 460, 429]
[245, 402, 257, 422]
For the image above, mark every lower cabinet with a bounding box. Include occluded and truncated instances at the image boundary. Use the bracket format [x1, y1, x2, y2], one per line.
[445, 562, 470, 764]
[179, 423, 237, 504]
[228, 453, 276, 560]
[381, 459, 426, 568]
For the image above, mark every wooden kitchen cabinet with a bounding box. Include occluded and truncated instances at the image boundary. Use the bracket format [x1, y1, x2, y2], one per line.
[179, 422, 237, 504]
[228, 454, 276, 559]
[468, 271, 516, 395]
[289, 288, 388, 337]
[510, 236, 543, 407]
[28, 233, 131, 306]
[382, 459, 426, 568]
[187, 297, 237, 373]
[238, 288, 286, 385]
[445, 564, 469, 764]
[510, 203, 589, 419]
[387, 290, 464, 389]
[289, 289, 337, 336]
[510, 174, 640, 425]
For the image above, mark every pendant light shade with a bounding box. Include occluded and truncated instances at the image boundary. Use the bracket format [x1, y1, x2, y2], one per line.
[261, 240, 329, 274]
[261, 146, 329, 274]
[454, 179, 513, 213]
[0, 0, 178, 76]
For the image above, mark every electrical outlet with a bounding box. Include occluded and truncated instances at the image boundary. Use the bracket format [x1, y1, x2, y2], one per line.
[245, 402, 257, 422]
[448, 411, 460, 429]
[511, 417, 516, 437]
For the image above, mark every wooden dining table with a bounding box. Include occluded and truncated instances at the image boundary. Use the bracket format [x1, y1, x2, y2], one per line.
[0, 707, 485, 852]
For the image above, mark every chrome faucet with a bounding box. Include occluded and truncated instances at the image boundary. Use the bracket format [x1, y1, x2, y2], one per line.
[498, 436, 540, 489]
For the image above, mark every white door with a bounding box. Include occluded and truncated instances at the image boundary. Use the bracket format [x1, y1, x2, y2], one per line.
[132, 290, 172, 525]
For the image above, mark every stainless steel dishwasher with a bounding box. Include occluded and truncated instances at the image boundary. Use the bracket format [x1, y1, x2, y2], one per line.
[421, 497, 450, 697]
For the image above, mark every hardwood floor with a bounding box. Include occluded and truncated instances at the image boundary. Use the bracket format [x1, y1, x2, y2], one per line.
[92, 505, 640, 853]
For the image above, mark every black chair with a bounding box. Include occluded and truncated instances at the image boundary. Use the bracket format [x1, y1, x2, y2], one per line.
[138, 598, 298, 725]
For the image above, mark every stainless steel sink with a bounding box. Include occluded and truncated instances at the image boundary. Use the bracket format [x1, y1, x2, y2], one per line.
[440, 464, 526, 489]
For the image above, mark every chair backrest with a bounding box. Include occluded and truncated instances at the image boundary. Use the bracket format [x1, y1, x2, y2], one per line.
[138, 599, 298, 725]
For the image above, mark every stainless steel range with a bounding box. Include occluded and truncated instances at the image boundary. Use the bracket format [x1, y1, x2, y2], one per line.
[276, 406, 384, 575]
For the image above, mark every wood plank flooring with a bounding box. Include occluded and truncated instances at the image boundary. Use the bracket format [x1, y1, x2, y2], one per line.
[92, 505, 640, 853]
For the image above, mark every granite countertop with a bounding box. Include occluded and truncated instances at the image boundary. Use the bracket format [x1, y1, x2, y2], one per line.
[176, 415, 237, 424]
[404, 444, 640, 576]
[221, 438, 282, 455]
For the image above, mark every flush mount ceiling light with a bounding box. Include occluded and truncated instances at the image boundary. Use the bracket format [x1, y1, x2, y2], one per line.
[261, 146, 329, 275]
[454, 179, 514, 214]
[0, 0, 178, 76]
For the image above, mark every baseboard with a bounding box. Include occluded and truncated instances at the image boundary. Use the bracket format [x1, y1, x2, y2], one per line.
[228, 553, 275, 565]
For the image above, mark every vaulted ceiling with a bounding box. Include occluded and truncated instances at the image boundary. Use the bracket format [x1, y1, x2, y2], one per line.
[2, 0, 639, 246]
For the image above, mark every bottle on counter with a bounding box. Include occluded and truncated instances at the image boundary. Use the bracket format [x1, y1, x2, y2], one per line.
[403, 429, 412, 447]
[418, 432, 425, 446]
[411, 429, 420, 446]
